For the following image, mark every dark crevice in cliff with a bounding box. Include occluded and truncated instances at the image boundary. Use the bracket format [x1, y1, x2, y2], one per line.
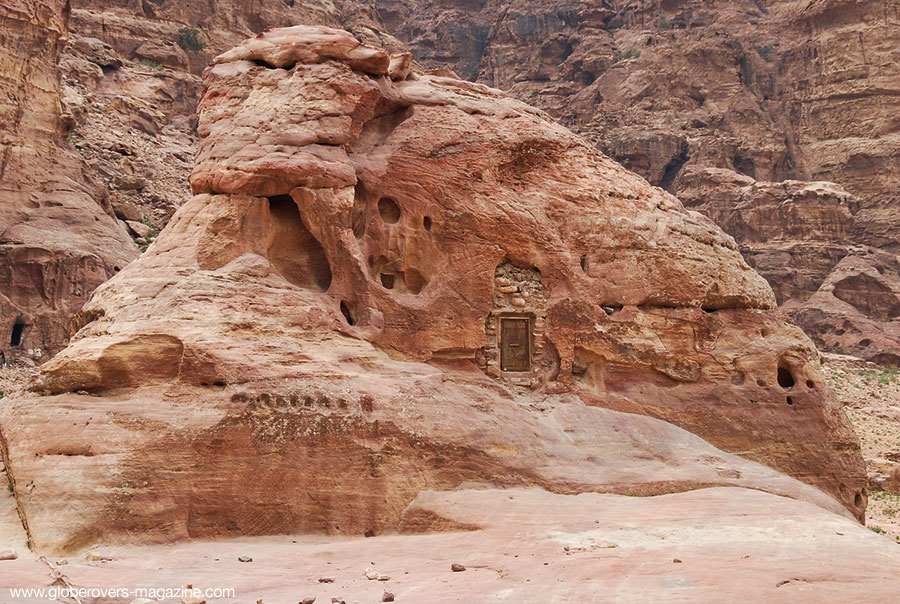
[252, 58, 295, 70]
[660, 146, 689, 193]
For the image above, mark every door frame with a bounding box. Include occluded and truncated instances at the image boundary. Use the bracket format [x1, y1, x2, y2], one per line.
[498, 315, 532, 372]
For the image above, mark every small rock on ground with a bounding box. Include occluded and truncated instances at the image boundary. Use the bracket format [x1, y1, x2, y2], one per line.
[0, 549, 18, 561]
[450, 563, 466, 572]
[238, 555, 253, 562]
[382, 591, 395, 602]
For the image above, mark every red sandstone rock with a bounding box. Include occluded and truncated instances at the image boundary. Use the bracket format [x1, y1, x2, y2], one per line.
[0, 0, 137, 359]
[380, 0, 900, 360]
[0, 28, 867, 557]
[677, 168, 857, 306]
[50, 0, 900, 363]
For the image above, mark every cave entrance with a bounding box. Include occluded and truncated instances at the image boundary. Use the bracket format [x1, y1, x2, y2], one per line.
[499, 317, 531, 372]
[10, 320, 25, 347]
[267, 195, 332, 291]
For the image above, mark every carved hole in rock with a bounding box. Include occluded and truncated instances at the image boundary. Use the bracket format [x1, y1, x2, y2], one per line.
[732, 153, 756, 179]
[252, 58, 296, 70]
[373, 256, 427, 295]
[756, 378, 766, 388]
[404, 268, 426, 294]
[786, 396, 794, 406]
[580, 255, 587, 272]
[731, 372, 745, 386]
[423, 216, 432, 231]
[854, 491, 863, 507]
[806, 379, 815, 389]
[267, 195, 332, 291]
[378, 197, 401, 224]
[9, 320, 25, 347]
[572, 355, 589, 379]
[777, 366, 795, 389]
[340, 301, 356, 326]
[660, 146, 689, 193]
[859, 338, 871, 347]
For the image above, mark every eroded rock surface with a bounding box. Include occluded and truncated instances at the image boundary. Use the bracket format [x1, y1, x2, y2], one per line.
[35, 0, 900, 365]
[376, 0, 900, 364]
[0, 28, 868, 555]
[0, 0, 137, 358]
[795, 250, 900, 366]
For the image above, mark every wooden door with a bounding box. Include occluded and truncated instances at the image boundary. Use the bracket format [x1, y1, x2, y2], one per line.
[500, 317, 530, 372]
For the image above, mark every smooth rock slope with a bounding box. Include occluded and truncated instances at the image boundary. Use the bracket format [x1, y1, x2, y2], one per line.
[3, 487, 900, 603]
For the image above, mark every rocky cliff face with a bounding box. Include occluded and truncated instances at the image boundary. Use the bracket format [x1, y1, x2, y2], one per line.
[0, 27, 865, 554]
[0, 0, 137, 359]
[32, 0, 898, 367]
[374, 0, 900, 365]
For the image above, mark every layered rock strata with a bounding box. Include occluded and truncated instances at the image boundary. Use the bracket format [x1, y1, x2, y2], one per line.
[0, 0, 137, 359]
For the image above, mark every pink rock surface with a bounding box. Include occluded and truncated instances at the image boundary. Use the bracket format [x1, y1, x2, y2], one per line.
[2, 488, 899, 604]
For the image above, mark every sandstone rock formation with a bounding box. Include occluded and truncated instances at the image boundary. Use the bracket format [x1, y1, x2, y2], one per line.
[50, 0, 900, 366]
[69, 0, 406, 73]
[375, 0, 900, 364]
[676, 172, 857, 307]
[0, 0, 410, 365]
[0, 27, 867, 556]
[0, 0, 137, 359]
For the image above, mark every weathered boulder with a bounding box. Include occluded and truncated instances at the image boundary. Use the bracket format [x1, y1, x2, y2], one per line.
[381, 0, 900, 360]
[1, 26, 866, 554]
[54, 0, 900, 363]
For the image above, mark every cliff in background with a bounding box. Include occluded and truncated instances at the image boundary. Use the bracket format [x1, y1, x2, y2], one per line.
[0, 0, 136, 358]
